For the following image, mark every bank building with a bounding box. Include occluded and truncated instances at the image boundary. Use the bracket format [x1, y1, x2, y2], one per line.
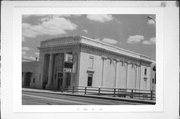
[22, 36, 156, 92]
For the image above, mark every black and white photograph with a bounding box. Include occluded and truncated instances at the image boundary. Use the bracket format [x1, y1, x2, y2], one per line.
[22, 14, 156, 105]
[1, 1, 179, 119]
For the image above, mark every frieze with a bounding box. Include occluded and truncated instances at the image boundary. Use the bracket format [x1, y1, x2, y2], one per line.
[40, 36, 152, 67]
[80, 43, 151, 65]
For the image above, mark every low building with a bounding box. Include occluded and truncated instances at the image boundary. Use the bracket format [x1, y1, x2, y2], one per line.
[22, 35, 155, 92]
[22, 59, 39, 88]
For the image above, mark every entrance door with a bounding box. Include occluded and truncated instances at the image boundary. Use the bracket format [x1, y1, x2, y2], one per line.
[65, 72, 71, 88]
[56, 72, 63, 91]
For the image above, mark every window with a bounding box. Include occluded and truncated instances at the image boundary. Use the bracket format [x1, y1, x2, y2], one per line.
[87, 74, 93, 86]
[144, 68, 147, 75]
[88, 56, 94, 69]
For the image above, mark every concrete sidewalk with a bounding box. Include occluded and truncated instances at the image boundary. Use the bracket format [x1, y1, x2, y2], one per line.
[22, 88, 156, 105]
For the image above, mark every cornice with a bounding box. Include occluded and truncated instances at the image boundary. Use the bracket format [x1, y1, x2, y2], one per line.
[39, 36, 153, 64]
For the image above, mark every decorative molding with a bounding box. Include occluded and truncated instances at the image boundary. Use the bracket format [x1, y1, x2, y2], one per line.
[87, 70, 94, 74]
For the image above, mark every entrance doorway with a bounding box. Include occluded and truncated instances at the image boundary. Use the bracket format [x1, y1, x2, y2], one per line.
[56, 72, 63, 91]
[24, 72, 32, 87]
[65, 72, 71, 88]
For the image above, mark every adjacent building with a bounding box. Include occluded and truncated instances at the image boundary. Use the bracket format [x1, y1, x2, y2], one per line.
[22, 36, 155, 91]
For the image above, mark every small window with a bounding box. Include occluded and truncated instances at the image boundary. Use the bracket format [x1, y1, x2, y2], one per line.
[87, 74, 93, 86]
[144, 68, 147, 75]
[88, 56, 94, 69]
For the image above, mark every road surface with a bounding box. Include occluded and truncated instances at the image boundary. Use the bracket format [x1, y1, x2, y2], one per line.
[22, 91, 145, 105]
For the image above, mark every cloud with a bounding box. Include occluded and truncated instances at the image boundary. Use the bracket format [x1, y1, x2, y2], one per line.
[22, 47, 31, 51]
[102, 38, 118, 44]
[40, 15, 82, 22]
[40, 15, 70, 22]
[30, 57, 36, 60]
[147, 16, 156, 25]
[86, 14, 113, 23]
[22, 51, 26, 55]
[127, 35, 144, 44]
[35, 52, 40, 56]
[148, 19, 155, 25]
[22, 23, 39, 38]
[142, 37, 156, 45]
[150, 37, 156, 43]
[22, 17, 77, 38]
[83, 29, 88, 33]
[23, 14, 82, 21]
[142, 41, 151, 45]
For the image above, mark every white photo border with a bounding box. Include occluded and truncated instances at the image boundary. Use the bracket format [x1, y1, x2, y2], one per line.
[12, 6, 164, 113]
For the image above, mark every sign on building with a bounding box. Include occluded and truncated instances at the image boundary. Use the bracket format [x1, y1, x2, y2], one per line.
[63, 68, 72, 72]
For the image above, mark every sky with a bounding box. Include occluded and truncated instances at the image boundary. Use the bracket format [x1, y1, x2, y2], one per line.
[22, 14, 156, 61]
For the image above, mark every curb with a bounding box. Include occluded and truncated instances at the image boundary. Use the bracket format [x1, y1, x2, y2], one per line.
[22, 88, 156, 105]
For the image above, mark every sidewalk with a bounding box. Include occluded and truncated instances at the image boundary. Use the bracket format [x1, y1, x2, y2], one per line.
[22, 88, 156, 105]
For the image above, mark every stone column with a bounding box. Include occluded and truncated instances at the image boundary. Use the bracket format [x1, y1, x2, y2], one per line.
[72, 52, 77, 73]
[71, 52, 78, 87]
[39, 52, 45, 89]
[46, 53, 53, 89]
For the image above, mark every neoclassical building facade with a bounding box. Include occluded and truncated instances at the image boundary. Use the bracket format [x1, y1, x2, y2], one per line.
[23, 36, 154, 91]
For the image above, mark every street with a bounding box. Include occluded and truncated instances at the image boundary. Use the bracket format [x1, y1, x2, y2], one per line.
[22, 91, 145, 105]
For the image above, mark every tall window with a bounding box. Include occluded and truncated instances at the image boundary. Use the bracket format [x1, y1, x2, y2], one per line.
[144, 68, 147, 75]
[87, 73, 93, 86]
[88, 56, 94, 69]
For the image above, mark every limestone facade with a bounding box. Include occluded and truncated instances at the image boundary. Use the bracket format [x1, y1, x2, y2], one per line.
[22, 36, 154, 91]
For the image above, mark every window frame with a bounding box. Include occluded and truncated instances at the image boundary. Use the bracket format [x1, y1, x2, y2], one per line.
[87, 73, 93, 87]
